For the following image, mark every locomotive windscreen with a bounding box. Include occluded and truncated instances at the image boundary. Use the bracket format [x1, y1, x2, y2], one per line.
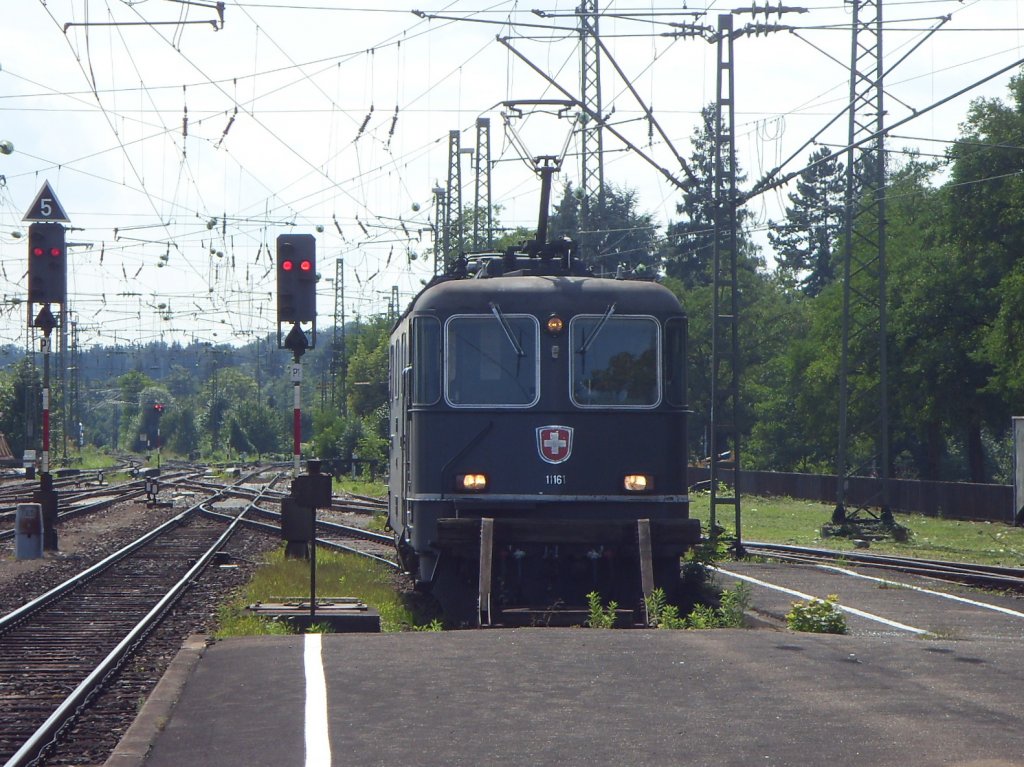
[571, 315, 660, 407]
[445, 314, 540, 407]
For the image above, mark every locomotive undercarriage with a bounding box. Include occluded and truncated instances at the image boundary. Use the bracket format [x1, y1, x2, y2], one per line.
[421, 514, 700, 627]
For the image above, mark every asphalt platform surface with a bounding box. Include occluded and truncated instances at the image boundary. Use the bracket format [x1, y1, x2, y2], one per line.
[107, 562, 1024, 767]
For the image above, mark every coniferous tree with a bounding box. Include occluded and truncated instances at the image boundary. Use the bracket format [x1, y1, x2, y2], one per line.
[548, 181, 660, 276]
[660, 104, 759, 287]
[768, 147, 845, 296]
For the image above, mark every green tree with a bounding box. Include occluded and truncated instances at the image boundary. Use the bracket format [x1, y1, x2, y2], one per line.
[227, 402, 283, 459]
[940, 71, 1024, 479]
[200, 367, 257, 455]
[768, 147, 845, 297]
[660, 104, 760, 288]
[345, 316, 390, 419]
[167, 406, 200, 457]
[548, 181, 661, 276]
[0, 359, 39, 458]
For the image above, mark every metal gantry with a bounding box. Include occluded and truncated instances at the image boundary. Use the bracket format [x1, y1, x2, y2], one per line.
[432, 184, 447, 276]
[473, 117, 493, 250]
[443, 129, 463, 272]
[709, 14, 743, 551]
[834, 0, 891, 525]
[330, 258, 346, 413]
[578, 0, 605, 260]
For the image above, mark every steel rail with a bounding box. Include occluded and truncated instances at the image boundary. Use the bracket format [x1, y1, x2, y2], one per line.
[0, 469, 200, 539]
[199, 505, 400, 569]
[2, 488, 245, 767]
[743, 541, 1024, 591]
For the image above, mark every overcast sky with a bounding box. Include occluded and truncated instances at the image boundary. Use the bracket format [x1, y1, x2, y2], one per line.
[1, 0, 1023, 350]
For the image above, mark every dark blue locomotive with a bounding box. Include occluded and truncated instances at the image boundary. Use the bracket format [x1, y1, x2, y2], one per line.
[388, 246, 700, 625]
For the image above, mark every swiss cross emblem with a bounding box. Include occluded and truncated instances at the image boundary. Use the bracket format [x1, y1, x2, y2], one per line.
[537, 426, 573, 464]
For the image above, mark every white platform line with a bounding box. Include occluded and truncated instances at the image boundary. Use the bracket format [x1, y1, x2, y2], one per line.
[304, 633, 332, 767]
[713, 566, 930, 635]
[819, 564, 1024, 619]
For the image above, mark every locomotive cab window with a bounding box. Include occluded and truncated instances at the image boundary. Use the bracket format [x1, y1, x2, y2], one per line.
[664, 317, 686, 407]
[445, 313, 539, 407]
[412, 317, 441, 405]
[570, 314, 660, 408]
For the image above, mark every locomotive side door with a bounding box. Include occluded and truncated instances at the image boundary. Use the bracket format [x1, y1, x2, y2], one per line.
[397, 332, 410, 527]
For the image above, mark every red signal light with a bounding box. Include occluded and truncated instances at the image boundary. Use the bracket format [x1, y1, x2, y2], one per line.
[49, 247, 61, 257]
[32, 247, 44, 257]
[282, 259, 294, 271]
[299, 259, 312, 272]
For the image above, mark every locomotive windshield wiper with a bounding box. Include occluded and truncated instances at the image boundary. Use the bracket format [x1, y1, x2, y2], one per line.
[578, 302, 616, 354]
[489, 302, 525, 357]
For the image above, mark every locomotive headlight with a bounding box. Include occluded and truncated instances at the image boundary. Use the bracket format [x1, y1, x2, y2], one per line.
[545, 314, 564, 336]
[623, 474, 653, 492]
[458, 473, 488, 492]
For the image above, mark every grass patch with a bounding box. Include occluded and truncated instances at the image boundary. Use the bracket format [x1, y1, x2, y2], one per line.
[55, 447, 120, 470]
[335, 477, 386, 498]
[689, 490, 1024, 567]
[216, 547, 428, 636]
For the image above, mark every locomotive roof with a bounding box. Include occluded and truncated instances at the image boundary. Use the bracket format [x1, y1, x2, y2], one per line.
[405, 273, 685, 318]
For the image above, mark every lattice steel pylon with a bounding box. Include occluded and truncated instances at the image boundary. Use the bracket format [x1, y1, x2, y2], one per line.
[331, 258, 346, 413]
[388, 285, 400, 323]
[578, 0, 604, 263]
[444, 129, 463, 272]
[834, 0, 891, 525]
[473, 117, 493, 250]
[710, 14, 743, 552]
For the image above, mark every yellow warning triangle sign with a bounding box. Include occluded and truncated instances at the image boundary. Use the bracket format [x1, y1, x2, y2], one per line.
[23, 181, 70, 222]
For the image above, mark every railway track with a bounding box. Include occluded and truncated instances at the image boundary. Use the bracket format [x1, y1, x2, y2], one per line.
[206, 489, 399, 569]
[0, 469, 203, 538]
[0, 468, 399, 766]
[743, 541, 1024, 592]
[0, 484, 268, 767]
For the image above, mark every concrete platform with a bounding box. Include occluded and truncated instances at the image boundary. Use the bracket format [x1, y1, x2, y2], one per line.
[105, 561, 1024, 767]
[112, 631, 1024, 767]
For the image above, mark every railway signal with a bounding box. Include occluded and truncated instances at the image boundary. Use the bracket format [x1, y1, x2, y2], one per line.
[275, 233, 317, 478]
[276, 234, 316, 324]
[27, 222, 67, 306]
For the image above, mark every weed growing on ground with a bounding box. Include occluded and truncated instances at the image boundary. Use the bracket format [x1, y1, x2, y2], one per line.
[585, 591, 620, 628]
[644, 582, 751, 629]
[412, 618, 444, 632]
[644, 588, 687, 628]
[717, 582, 751, 627]
[786, 594, 848, 634]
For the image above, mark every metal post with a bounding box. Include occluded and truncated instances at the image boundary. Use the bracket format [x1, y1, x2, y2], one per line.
[41, 333, 50, 476]
[33, 306, 59, 552]
[1014, 417, 1024, 526]
[309, 502, 317, 621]
[292, 361, 302, 476]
